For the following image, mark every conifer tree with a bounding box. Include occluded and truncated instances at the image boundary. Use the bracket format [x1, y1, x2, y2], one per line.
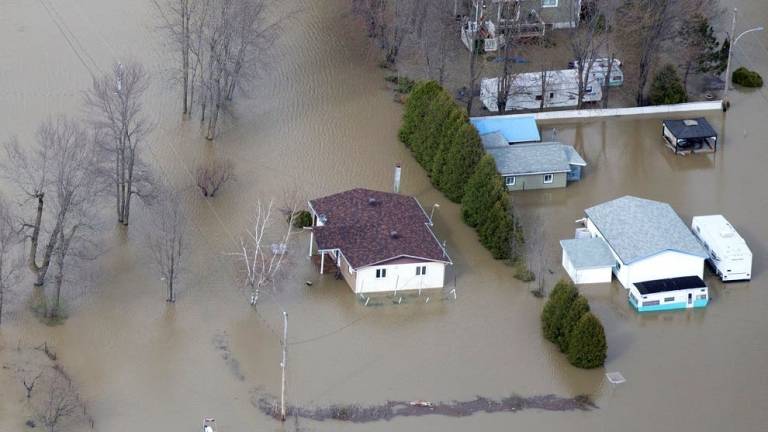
[461, 155, 503, 228]
[399, 81, 441, 147]
[559, 295, 591, 352]
[567, 312, 607, 369]
[541, 280, 578, 344]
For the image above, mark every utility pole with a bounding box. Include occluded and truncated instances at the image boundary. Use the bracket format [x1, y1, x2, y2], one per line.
[280, 311, 288, 421]
[723, 8, 764, 111]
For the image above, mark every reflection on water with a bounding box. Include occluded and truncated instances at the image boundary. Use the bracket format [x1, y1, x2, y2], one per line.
[1, 0, 768, 431]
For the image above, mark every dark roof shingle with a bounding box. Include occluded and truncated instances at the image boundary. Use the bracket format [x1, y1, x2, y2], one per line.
[309, 189, 450, 268]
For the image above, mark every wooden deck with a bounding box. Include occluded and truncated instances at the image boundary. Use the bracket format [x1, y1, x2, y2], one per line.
[311, 254, 339, 275]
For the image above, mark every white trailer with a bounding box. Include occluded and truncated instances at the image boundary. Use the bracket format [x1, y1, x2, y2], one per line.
[692, 215, 752, 281]
[568, 58, 624, 87]
[480, 69, 602, 112]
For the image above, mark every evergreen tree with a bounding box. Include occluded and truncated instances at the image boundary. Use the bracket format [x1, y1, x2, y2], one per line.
[649, 64, 688, 105]
[479, 198, 514, 259]
[439, 122, 484, 202]
[567, 312, 607, 369]
[429, 108, 466, 185]
[399, 81, 441, 147]
[678, 14, 720, 91]
[417, 91, 454, 170]
[558, 295, 591, 352]
[541, 280, 578, 344]
[461, 155, 503, 228]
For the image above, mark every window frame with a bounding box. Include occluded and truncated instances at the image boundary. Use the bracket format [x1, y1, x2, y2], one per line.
[505, 176, 516, 186]
[543, 173, 554, 184]
[375, 268, 387, 278]
[416, 265, 427, 276]
[542, 0, 558, 8]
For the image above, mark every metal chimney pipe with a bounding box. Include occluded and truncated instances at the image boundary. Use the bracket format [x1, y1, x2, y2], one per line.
[393, 163, 402, 193]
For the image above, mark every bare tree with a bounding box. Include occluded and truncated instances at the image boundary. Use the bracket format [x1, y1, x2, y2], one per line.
[0, 196, 22, 326]
[2, 118, 100, 317]
[195, 157, 234, 197]
[22, 370, 43, 400]
[231, 200, 296, 306]
[493, 1, 520, 113]
[421, 0, 454, 85]
[146, 184, 188, 302]
[527, 216, 547, 297]
[34, 370, 81, 432]
[567, 0, 607, 108]
[194, 0, 280, 140]
[84, 61, 155, 226]
[152, 0, 196, 115]
[616, 0, 715, 105]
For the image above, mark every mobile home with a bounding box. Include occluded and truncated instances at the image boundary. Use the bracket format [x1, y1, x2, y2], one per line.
[480, 69, 602, 112]
[692, 215, 752, 281]
[629, 276, 709, 312]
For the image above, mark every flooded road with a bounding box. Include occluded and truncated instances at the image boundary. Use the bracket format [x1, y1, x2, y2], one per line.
[1, 0, 768, 431]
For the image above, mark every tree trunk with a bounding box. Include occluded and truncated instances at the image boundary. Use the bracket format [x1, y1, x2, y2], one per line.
[28, 193, 45, 274]
[123, 146, 136, 226]
[683, 61, 692, 94]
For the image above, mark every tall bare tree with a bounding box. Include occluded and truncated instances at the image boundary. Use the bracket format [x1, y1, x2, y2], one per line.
[0, 196, 22, 326]
[2, 118, 100, 317]
[568, 0, 607, 108]
[231, 200, 296, 306]
[84, 61, 155, 226]
[152, 0, 196, 115]
[146, 183, 188, 302]
[421, 0, 454, 85]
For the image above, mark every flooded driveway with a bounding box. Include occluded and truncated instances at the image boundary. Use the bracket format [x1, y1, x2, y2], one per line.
[1, 0, 768, 431]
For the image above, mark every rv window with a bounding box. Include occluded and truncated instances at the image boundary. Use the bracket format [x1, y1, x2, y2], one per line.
[643, 300, 660, 307]
[549, 92, 554, 99]
[664, 297, 675, 302]
[535, 95, 542, 101]
[542, 0, 558, 7]
[585, 86, 593, 93]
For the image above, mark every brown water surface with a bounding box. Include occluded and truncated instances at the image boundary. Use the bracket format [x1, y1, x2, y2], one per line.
[1, 0, 768, 431]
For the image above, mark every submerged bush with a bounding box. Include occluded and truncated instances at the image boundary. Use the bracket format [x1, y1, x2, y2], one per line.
[732, 67, 763, 88]
[291, 210, 313, 228]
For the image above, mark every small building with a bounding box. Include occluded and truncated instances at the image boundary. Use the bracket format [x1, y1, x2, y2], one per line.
[662, 118, 718, 154]
[470, 116, 541, 145]
[629, 276, 709, 312]
[560, 237, 614, 284]
[307, 189, 452, 295]
[483, 141, 586, 190]
[561, 196, 708, 290]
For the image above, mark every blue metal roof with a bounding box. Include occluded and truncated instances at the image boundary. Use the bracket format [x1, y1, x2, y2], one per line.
[470, 116, 541, 143]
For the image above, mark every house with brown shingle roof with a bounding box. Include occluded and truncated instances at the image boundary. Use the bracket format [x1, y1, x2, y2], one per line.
[307, 188, 452, 294]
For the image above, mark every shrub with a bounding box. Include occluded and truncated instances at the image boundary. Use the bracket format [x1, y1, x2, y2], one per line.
[649, 64, 688, 105]
[732, 67, 763, 88]
[513, 260, 535, 282]
[558, 295, 590, 353]
[291, 210, 313, 228]
[541, 280, 578, 344]
[566, 312, 607, 369]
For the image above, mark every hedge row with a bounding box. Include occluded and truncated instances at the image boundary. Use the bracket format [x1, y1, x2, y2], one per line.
[541, 280, 607, 369]
[399, 81, 520, 259]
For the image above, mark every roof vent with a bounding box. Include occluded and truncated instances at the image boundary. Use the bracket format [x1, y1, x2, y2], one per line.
[368, 197, 379, 206]
[683, 119, 699, 127]
[390, 230, 399, 239]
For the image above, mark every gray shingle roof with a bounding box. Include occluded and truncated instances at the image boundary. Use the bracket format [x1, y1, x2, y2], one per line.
[483, 142, 586, 176]
[560, 238, 616, 269]
[585, 196, 707, 264]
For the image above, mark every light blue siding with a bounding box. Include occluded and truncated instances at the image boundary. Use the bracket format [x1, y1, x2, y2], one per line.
[629, 298, 708, 312]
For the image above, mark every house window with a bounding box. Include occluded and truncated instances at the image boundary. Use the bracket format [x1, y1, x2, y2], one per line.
[664, 297, 675, 302]
[642, 300, 660, 307]
[542, 0, 558, 8]
[375, 268, 387, 278]
[416, 265, 427, 276]
[697, 294, 707, 300]
[543, 174, 554, 184]
[505, 176, 516, 186]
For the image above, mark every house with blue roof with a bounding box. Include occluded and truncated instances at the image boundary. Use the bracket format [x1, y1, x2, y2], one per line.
[470, 116, 541, 144]
[560, 196, 710, 312]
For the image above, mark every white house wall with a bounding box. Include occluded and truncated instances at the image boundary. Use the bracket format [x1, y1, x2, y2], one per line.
[355, 261, 446, 294]
[562, 249, 612, 285]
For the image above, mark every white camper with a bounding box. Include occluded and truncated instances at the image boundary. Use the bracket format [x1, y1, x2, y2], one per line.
[480, 69, 602, 112]
[569, 58, 624, 87]
[692, 215, 752, 281]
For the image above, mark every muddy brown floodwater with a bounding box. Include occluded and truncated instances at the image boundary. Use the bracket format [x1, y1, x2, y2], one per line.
[2, 0, 768, 431]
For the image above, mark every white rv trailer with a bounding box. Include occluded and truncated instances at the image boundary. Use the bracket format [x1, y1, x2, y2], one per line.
[568, 58, 624, 87]
[480, 69, 602, 112]
[691, 215, 752, 281]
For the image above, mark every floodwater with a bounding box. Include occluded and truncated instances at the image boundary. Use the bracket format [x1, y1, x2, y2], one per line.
[1, 0, 768, 431]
